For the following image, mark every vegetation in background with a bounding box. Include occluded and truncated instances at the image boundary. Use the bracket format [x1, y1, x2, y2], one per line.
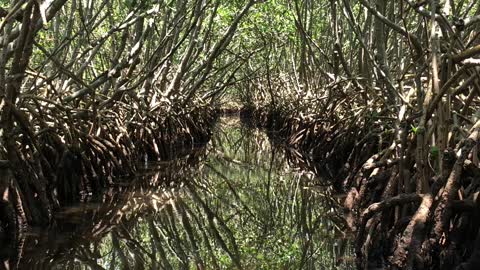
[0, 0, 258, 267]
[236, 1, 480, 269]
[1, 0, 480, 269]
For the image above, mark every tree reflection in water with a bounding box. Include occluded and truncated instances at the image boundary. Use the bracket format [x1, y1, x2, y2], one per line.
[13, 117, 354, 269]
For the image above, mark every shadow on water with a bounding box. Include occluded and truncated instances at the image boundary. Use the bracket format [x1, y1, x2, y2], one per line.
[3, 117, 354, 270]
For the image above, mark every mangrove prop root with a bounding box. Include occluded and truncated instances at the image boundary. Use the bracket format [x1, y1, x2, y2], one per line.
[245, 108, 480, 269]
[433, 121, 480, 244]
[2, 106, 217, 230]
[390, 194, 433, 269]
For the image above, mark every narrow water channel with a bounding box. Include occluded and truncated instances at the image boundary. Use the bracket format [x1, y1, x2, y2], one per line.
[9, 117, 354, 269]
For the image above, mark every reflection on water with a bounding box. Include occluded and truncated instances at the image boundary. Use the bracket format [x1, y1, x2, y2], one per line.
[6, 117, 354, 269]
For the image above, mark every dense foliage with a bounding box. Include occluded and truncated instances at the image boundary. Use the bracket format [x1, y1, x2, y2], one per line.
[1, 0, 480, 269]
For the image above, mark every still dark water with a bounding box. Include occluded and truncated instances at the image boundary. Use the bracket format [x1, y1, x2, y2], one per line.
[12, 117, 354, 269]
